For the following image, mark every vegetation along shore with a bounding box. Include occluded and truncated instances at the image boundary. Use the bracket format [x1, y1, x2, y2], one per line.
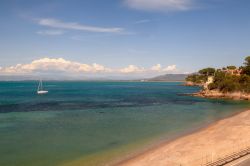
[185, 56, 250, 100]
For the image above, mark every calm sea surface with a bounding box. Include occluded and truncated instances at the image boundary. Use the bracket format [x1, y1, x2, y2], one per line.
[0, 81, 249, 166]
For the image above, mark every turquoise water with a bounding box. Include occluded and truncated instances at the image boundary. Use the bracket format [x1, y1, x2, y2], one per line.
[0, 81, 249, 166]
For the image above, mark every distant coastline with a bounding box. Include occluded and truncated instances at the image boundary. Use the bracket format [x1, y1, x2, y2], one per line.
[0, 80, 185, 83]
[0, 74, 187, 82]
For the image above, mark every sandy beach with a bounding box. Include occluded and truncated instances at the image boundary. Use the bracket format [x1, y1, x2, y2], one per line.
[119, 110, 250, 166]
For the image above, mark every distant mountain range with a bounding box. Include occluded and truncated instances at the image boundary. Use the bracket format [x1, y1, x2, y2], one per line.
[0, 74, 188, 82]
[144, 74, 188, 82]
[0, 75, 38, 81]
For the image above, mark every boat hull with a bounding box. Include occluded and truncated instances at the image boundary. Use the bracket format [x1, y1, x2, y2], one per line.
[37, 90, 48, 94]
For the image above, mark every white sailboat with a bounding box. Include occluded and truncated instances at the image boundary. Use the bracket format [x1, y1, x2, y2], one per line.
[37, 79, 48, 94]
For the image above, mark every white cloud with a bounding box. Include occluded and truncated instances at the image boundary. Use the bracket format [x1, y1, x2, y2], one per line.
[151, 64, 177, 72]
[36, 18, 124, 33]
[125, 0, 195, 12]
[151, 64, 162, 71]
[120, 64, 177, 73]
[120, 65, 145, 73]
[0, 58, 177, 75]
[37, 30, 65, 36]
[163, 64, 177, 71]
[0, 58, 111, 74]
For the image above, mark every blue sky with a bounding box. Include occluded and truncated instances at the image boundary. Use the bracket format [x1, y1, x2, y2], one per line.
[0, 0, 250, 77]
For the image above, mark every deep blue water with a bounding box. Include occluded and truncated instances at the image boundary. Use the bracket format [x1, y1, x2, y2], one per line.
[0, 81, 202, 112]
[0, 81, 249, 166]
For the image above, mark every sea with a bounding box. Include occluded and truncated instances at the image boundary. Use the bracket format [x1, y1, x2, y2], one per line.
[0, 81, 249, 166]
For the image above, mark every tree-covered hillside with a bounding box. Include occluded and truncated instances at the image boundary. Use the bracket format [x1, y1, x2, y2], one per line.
[186, 56, 250, 93]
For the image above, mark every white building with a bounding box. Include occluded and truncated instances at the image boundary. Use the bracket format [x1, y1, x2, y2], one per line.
[204, 76, 214, 89]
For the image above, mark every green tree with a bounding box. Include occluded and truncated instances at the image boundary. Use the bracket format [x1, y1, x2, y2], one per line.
[227, 66, 237, 70]
[242, 56, 250, 75]
[244, 56, 250, 66]
[185, 74, 206, 83]
[187, 56, 250, 93]
[242, 66, 250, 76]
[198, 68, 215, 76]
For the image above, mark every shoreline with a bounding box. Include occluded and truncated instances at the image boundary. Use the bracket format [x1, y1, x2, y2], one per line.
[117, 109, 250, 166]
[183, 82, 250, 101]
[192, 90, 250, 101]
[61, 108, 249, 166]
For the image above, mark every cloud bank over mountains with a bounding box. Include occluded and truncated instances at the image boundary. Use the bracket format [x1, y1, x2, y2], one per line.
[0, 58, 177, 76]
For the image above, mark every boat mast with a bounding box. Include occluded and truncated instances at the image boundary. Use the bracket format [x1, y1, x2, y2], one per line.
[37, 79, 41, 91]
[40, 80, 43, 91]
